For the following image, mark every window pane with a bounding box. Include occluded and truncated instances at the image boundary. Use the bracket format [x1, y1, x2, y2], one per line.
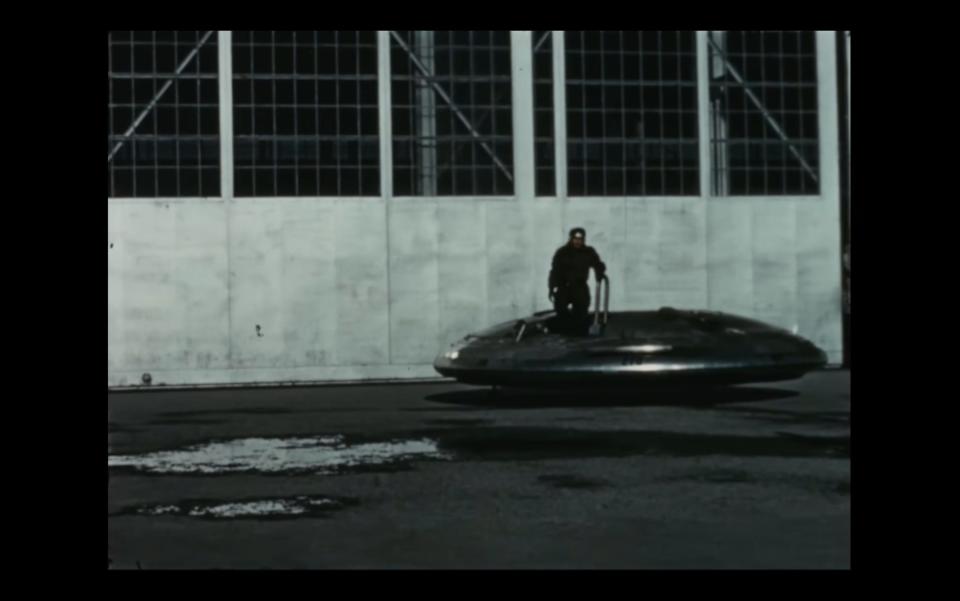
[709, 31, 820, 195]
[232, 30, 380, 197]
[565, 31, 699, 196]
[108, 30, 220, 197]
[391, 31, 514, 196]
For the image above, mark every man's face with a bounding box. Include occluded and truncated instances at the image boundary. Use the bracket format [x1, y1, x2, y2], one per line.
[571, 235, 584, 248]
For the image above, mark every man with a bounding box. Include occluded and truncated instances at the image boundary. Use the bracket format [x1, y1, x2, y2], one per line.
[549, 227, 606, 335]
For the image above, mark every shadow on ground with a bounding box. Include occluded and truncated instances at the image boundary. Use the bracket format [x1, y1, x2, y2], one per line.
[427, 426, 849, 461]
[422, 385, 799, 410]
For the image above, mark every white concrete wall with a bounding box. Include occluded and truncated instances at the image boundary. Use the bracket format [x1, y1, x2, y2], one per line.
[108, 193, 842, 387]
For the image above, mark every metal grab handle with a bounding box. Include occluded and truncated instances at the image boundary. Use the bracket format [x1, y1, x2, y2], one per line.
[603, 275, 609, 324]
[592, 275, 610, 334]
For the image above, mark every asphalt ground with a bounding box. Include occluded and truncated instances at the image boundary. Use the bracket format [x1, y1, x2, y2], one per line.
[108, 370, 850, 569]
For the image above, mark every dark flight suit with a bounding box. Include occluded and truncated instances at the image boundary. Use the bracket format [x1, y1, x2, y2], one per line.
[549, 244, 606, 335]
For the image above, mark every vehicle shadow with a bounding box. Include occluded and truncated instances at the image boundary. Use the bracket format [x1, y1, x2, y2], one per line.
[422, 384, 799, 410]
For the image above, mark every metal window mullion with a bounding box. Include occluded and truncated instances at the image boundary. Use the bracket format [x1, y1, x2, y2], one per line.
[249, 35, 257, 195]
[444, 33, 452, 194]
[599, 32, 607, 196]
[581, 33, 588, 194]
[470, 32, 477, 195]
[292, 31, 299, 196]
[717, 32, 729, 194]
[477, 32, 485, 194]
[797, 33, 816, 194]
[108, 36, 115, 197]
[488, 35, 497, 193]
[552, 31, 567, 199]
[414, 30, 422, 196]
[696, 31, 712, 198]
[173, 31, 181, 195]
[151, 32, 159, 196]
[638, 31, 645, 195]
[196, 32, 203, 192]
[314, 32, 321, 193]
[430, 30, 436, 196]
[686, 34, 696, 194]
[452, 35, 462, 192]
[533, 32, 551, 196]
[797, 33, 806, 194]
[815, 30, 836, 199]
[406, 34, 414, 192]
[131, 36, 137, 196]
[414, 30, 438, 196]
[351, 34, 359, 193]
[806, 33, 817, 193]
[462, 33, 468, 193]
[619, 30, 628, 196]
[378, 31, 393, 199]
[676, 32, 685, 194]
[218, 31, 234, 199]
[491, 34, 500, 193]
[356, 34, 363, 194]
[411, 34, 417, 192]
[478, 32, 485, 195]
[481, 35, 488, 193]
[740, 32, 749, 194]
[110, 72, 217, 80]
[846, 31, 850, 199]
[271, 32, 279, 196]
[334, 31, 342, 195]
[377, 33, 393, 363]
[657, 31, 664, 194]
[511, 31, 535, 200]
[719, 32, 731, 195]
[460, 32, 466, 194]
[779, 31, 786, 194]
[488, 34, 497, 193]
[760, 32, 768, 194]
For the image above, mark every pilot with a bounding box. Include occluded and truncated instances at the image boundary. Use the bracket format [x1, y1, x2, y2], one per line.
[549, 227, 606, 335]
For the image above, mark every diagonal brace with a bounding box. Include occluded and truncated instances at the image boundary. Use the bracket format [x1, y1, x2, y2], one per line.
[108, 30, 216, 163]
[533, 31, 551, 53]
[390, 31, 513, 182]
[707, 35, 819, 183]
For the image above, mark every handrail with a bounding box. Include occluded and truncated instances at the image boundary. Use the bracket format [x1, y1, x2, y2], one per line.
[603, 275, 609, 325]
[591, 275, 610, 335]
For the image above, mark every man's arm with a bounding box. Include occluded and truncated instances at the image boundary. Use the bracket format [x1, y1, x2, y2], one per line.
[549, 248, 562, 290]
[591, 248, 607, 280]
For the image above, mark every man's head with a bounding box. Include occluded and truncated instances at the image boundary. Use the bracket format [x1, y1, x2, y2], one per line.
[569, 227, 585, 249]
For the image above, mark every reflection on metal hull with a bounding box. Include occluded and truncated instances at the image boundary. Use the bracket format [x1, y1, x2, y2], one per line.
[434, 308, 827, 388]
[436, 366, 820, 387]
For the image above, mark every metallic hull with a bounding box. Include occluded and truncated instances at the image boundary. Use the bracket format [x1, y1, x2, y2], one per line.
[433, 309, 827, 388]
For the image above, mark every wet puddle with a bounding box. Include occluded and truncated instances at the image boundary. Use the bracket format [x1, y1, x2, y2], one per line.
[108, 422, 849, 482]
[116, 495, 358, 520]
[108, 435, 450, 475]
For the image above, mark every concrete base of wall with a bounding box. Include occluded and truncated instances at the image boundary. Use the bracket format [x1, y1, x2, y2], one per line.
[109, 363, 441, 389]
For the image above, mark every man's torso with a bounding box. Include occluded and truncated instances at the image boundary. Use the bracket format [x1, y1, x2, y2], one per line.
[553, 245, 599, 286]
